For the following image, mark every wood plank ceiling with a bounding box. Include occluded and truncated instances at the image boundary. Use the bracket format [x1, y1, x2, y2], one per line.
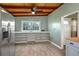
[0, 3, 63, 16]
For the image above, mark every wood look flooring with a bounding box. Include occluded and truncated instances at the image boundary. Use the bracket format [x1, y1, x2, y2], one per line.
[15, 41, 64, 56]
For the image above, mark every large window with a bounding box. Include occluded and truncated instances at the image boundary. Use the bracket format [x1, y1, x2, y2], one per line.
[21, 21, 40, 32]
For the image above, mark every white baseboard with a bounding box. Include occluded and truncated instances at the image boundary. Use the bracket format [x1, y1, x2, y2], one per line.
[49, 41, 63, 49]
[15, 40, 63, 49]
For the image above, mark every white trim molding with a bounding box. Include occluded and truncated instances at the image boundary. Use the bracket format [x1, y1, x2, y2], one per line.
[49, 41, 63, 49]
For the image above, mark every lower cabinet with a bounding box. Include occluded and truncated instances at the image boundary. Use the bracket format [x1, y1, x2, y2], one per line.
[40, 33, 49, 40]
[15, 33, 49, 43]
[66, 40, 79, 56]
[66, 45, 79, 56]
[27, 33, 36, 41]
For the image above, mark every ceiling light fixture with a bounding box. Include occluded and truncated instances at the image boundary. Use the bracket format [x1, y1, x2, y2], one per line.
[32, 11, 35, 14]
[31, 7, 37, 14]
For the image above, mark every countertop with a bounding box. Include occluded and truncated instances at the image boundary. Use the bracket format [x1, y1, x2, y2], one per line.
[66, 37, 79, 43]
[15, 31, 49, 33]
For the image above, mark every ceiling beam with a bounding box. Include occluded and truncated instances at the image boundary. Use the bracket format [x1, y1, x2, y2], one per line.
[13, 15, 48, 17]
[12, 13, 48, 15]
[10, 12, 49, 13]
[1, 6, 57, 9]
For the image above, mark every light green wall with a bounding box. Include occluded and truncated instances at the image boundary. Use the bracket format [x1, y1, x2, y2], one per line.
[48, 3, 79, 47]
[15, 16, 48, 32]
[15, 3, 79, 47]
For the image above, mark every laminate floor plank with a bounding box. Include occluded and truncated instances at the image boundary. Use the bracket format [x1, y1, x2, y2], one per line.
[15, 42, 64, 56]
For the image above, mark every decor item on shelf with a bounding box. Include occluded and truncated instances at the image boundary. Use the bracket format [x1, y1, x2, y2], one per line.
[41, 29, 45, 31]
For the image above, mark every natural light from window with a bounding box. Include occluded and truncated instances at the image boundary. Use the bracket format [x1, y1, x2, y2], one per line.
[21, 21, 40, 32]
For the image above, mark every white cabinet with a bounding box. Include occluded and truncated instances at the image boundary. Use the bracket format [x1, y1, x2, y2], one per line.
[66, 40, 79, 56]
[40, 33, 49, 40]
[35, 34, 41, 40]
[27, 33, 35, 41]
[66, 45, 79, 56]
[15, 32, 49, 43]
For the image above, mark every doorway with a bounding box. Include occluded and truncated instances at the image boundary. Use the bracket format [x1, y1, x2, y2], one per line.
[61, 11, 79, 49]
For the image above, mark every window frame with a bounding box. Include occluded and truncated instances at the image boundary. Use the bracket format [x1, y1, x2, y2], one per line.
[21, 21, 41, 32]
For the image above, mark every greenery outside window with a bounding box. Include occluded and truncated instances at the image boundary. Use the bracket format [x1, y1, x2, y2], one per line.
[21, 21, 40, 32]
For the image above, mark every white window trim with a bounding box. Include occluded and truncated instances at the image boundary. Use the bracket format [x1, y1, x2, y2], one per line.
[21, 21, 41, 32]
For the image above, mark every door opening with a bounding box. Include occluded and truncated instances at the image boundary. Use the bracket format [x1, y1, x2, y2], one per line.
[61, 11, 79, 49]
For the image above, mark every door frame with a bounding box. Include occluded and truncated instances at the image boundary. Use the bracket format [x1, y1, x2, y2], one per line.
[61, 10, 79, 49]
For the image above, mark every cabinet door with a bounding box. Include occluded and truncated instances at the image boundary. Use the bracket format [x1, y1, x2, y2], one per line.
[66, 45, 79, 56]
[27, 33, 35, 41]
[40, 33, 49, 40]
[35, 33, 40, 40]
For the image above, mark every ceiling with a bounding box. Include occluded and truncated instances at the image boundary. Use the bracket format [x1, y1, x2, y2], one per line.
[0, 3, 63, 16]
